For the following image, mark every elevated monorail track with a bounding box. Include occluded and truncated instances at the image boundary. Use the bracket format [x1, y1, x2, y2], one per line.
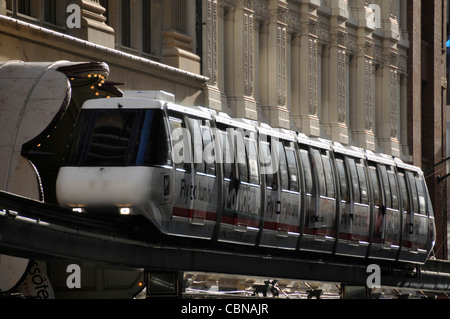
[0, 190, 449, 293]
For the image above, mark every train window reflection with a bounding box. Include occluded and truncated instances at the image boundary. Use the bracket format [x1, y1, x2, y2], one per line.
[201, 125, 216, 175]
[235, 130, 249, 183]
[169, 115, 191, 172]
[137, 110, 171, 166]
[219, 128, 233, 180]
[285, 145, 299, 192]
[262, 141, 277, 189]
[406, 172, 419, 214]
[321, 152, 335, 198]
[311, 149, 326, 197]
[416, 176, 426, 215]
[278, 141, 289, 190]
[246, 136, 259, 185]
[300, 149, 314, 194]
[368, 165, 381, 206]
[356, 160, 368, 205]
[188, 118, 205, 173]
[387, 168, 399, 210]
[336, 158, 349, 202]
[398, 172, 410, 213]
[379, 165, 391, 208]
[347, 158, 360, 204]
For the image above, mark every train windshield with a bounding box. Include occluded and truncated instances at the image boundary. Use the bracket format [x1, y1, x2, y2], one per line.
[65, 108, 171, 167]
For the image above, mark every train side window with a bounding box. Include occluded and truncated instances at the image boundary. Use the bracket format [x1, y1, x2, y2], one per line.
[336, 158, 349, 202]
[300, 149, 314, 194]
[379, 165, 391, 208]
[246, 135, 259, 185]
[321, 152, 335, 198]
[368, 165, 381, 206]
[201, 123, 216, 176]
[356, 159, 369, 205]
[234, 129, 249, 183]
[406, 172, 419, 214]
[311, 148, 326, 197]
[387, 167, 399, 210]
[285, 144, 299, 192]
[169, 115, 191, 172]
[398, 172, 410, 213]
[416, 176, 426, 215]
[277, 140, 289, 190]
[219, 127, 234, 180]
[261, 141, 277, 189]
[137, 110, 172, 166]
[347, 157, 361, 203]
[188, 118, 205, 173]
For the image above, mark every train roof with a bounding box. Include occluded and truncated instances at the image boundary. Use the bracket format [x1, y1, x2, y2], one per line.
[296, 134, 333, 150]
[332, 142, 366, 159]
[394, 157, 423, 173]
[80, 90, 424, 174]
[82, 96, 165, 110]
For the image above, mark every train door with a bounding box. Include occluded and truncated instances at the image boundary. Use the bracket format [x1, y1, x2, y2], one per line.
[398, 171, 431, 263]
[299, 145, 336, 254]
[167, 112, 217, 239]
[368, 161, 397, 260]
[334, 154, 353, 255]
[379, 164, 401, 251]
[283, 141, 302, 241]
[335, 154, 370, 258]
[259, 135, 301, 250]
[187, 117, 218, 226]
[347, 157, 371, 244]
[216, 123, 260, 245]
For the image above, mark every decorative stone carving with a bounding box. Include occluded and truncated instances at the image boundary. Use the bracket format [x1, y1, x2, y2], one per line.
[70, 0, 115, 48]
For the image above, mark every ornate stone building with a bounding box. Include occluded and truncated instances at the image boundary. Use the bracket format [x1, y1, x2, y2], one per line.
[0, 0, 448, 258]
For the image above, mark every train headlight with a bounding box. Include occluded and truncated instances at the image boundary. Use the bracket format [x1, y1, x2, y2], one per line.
[72, 207, 86, 214]
[120, 207, 132, 215]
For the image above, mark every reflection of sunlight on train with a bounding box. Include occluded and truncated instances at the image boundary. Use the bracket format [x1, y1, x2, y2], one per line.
[56, 90, 436, 265]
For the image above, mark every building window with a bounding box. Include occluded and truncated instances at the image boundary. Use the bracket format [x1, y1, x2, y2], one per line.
[142, 0, 152, 54]
[44, 0, 57, 25]
[171, 0, 187, 34]
[17, 0, 31, 16]
[6, 0, 66, 29]
[100, 0, 109, 25]
[121, 0, 131, 48]
[110, 0, 164, 59]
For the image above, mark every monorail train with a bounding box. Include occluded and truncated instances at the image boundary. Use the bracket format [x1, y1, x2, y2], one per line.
[56, 91, 436, 265]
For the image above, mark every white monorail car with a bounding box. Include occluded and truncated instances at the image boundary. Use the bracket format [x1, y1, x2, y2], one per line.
[56, 91, 436, 264]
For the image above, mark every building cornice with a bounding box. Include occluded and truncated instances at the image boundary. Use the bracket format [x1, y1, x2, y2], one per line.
[0, 15, 209, 88]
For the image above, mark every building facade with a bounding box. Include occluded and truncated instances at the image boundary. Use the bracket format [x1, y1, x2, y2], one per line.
[0, 0, 448, 259]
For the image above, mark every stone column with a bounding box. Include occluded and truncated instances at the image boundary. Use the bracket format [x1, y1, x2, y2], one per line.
[162, 0, 201, 74]
[351, 18, 376, 151]
[293, 0, 320, 136]
[264, 0, 290, 129]
[376, 0, 401, 157]
[69, 0, 115, 48]
[0, 0, 5, 15]
[324, 0, 349, 144]
[202, 0, 222, 111]
[226, 0, 257, 120]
